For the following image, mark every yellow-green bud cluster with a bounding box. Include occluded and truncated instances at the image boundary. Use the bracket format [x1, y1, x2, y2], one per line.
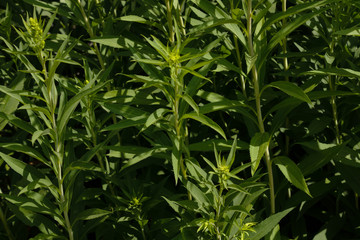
[218, 164, 230, 181]
[28, 17, 45, 52]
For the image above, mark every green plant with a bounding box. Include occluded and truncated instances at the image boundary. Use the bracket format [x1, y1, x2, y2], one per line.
[1, 0, 360, 239]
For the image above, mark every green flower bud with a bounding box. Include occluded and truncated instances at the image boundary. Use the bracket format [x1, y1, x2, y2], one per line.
[26, 17, 45, 52]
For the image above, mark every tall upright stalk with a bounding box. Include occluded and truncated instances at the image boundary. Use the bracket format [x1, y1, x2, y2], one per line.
[166, 0, 175, 45]
[282, 0, 291, 156]
[230, 0, 247, 99]
[76, 0, 125, 182]
[77, 0, 104, 69]
[247, 0, 275, 214]
[327, 40, 341, 145]
[0, 207, 15, 240]
[47, 65, 74, 240]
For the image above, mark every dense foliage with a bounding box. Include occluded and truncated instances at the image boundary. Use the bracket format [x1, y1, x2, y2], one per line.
[0, 0, 360, 239]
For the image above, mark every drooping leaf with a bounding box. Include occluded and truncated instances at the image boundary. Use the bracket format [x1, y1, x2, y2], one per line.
[72, 208, 112, 225]
[298, 144, 345, 176]
[57, 81, 109, 137]
[247, 207, 295, 240]
[250, 132, 270, 175]
[273, 156, 312, 197]
[0, 152, 53, 187]
[181, 112, 226, 139]
[180, 93, 199, 114]
[0, 143, 50, 167]
[188, 138, 249, 152]
[226, 136, 238, 166]
[139, 108, 171, 133]
[262, 81, 311, 104]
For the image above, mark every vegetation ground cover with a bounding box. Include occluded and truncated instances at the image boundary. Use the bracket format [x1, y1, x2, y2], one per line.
[0, 0, 360, 239]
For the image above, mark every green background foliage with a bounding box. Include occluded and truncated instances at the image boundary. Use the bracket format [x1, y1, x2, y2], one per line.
[0, 0, 360, 239]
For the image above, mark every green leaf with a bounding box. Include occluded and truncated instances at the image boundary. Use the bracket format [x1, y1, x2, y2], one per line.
[118, 15, 147, 23]
[0, 193, 61, 219]
[273, 156, 312, 197]
[188, 18, 239, 35]
[31, 129, 54, 146]
[188, 139, 249, 152]
[139, 108, 171, 133]
[298, 144, 345, 176]
[181, 112, 226, 139]
[250, 132, 270, 175]
[0, 112, 36, 134]
[102, 118, 146, 132]
[334, 25, 360, 36]
[144, 35, 169, 61]
[6, 202, 62, 236]
[181, 66, 212, 82]
[0, 73, 25, 131]
[0, 152, 53, 187]
[171, 136, 181, 185]
[225, 136, 238, 166]
[135, 58, 166, 66]
[89, 36, 137, 48]
[72, 208, 112, 225]
[57, 81, 109, 137]
[185, 180, 211, 208]
[335, 162, 360, 195]
[304, 68, 360, 78]
[257, 0, 337, 37]
[262, 81, 311, 104]
[0, 143, 50, 167]
[63, 161, 103, 180]
[247, 207, 294, 240]
[245, 52, 257, 74]
[120, 147, 168, 172]
[190, 0, 247, 48]
[181, 93, 199, 114]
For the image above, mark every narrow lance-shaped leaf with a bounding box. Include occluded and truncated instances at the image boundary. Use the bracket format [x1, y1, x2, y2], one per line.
[257, 0, 337, 37]
[171, 136, 181, 185]
[144, 35, 169, 61]
[190, 0, 247, 49]
[72, 208, 112, 226]
[259, 8, 328, 69]
[304, 68, 360, 78]
[57, 81, 109, 138]
[180, 93, 199, 114]
[180, 112, 226, 140]
[139, 108, 171, 133]
[261, 81, 311, 104]
[0, 143, 50, 167]
[273, 156, 312, 197]
[250, 132, 270, 175]
[247, 207, 295, 240]
[0, 152, 53, 187]
[225, 136, 238, 166]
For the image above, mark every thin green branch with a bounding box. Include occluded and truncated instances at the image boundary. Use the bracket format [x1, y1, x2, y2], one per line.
[0, 207, 15, 240]
[247, 0, 275, 215]
[166, 0, 174, 44]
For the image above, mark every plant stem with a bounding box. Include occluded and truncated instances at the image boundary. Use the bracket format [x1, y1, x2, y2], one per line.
[165, 0, 174, 45]
[327, 42, 341, 145]
[215, 185, 224, 240]
[177, 0, 186, 37]
[230, 1, 247, 99]
[78, 1, 123, 200]
[247, 0, 275, 214]
[0, 206, 15, 240]
[172, 66, 187, 181]
[282, 0, 290, 156]
[77, 0, 105, 69]
[55, 132, 74, 240]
